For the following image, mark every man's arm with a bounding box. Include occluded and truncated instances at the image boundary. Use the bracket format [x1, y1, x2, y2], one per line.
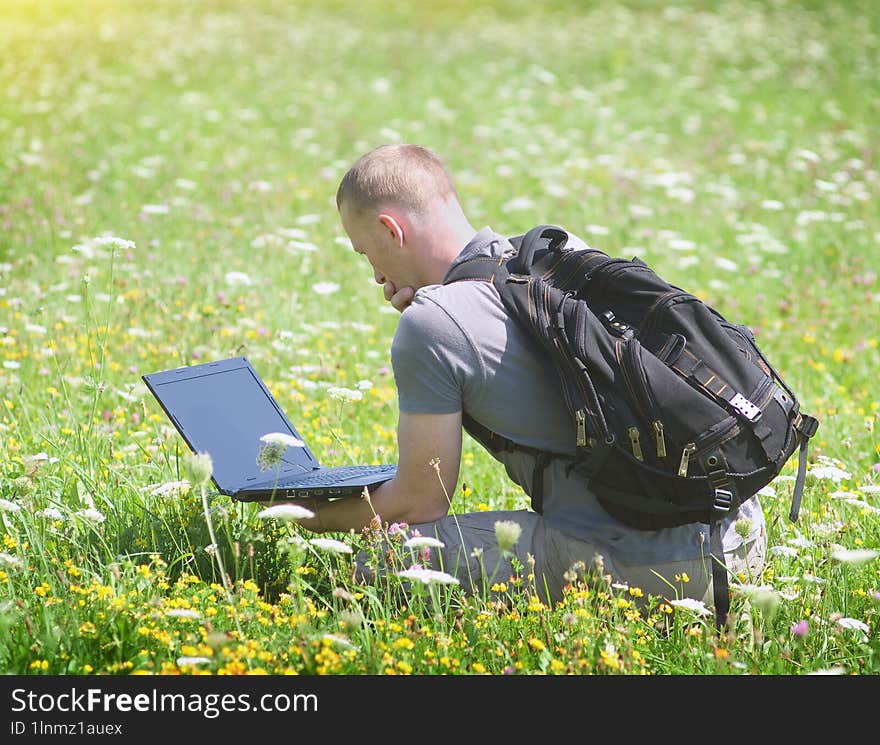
[286, 410, 462, 533]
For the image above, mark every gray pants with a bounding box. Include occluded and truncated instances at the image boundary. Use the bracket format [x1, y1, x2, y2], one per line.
[357, 509, 766, 611]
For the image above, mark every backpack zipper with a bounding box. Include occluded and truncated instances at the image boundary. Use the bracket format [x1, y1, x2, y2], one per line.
[618, 339, 668, 459]
[653, 420, 667, 458]
[679, 417, 742, 477]
[531, 279, 607, 445]
[678, 442, 697, 476]
[628, 427, 644, 461]
[576, 410, 586, 446]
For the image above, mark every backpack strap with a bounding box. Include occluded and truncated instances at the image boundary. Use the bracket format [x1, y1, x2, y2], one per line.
[789, 413, 820, 522]
[461, 412, 569, 515]
[443, 256, 504, 285]
[705, 452, 738, 632]
[445, 252, 574, 515]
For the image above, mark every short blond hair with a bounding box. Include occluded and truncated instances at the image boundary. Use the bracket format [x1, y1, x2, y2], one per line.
[336, 144, 461, 217]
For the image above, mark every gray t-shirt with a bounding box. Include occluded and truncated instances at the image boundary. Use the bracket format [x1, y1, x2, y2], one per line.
[391, 226, 765, 565]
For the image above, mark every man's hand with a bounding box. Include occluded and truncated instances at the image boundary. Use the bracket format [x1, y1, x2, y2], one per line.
[383, 280, 415, 313]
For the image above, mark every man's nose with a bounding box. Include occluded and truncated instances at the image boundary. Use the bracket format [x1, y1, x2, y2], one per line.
[374, 269, 386, 284]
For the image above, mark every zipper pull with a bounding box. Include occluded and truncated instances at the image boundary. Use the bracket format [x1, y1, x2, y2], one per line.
[628, 426, 644, 461]
[576, 410, 586, 447]
[653, 420, 667, 458]
[678, 442, 696, 477]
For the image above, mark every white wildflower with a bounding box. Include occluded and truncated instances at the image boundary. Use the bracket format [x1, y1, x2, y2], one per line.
[92, 235, 136, 250]
[165, 609, 202, 620]
[808, 465, 851, 482]
[327, 386, 363, 403]
[836, 617, 869, 633]
[355, 379, 373, 390]
[667, 238, 696, 250]
[322, 634, 358, 650]
[0, 499, 22, 513]
[313, 282, 340, 295]
[807, 666, 847, 675]
[669, 598, 712, 616]
[259, 432, 305, 448]
[494, 520, 523, 553]
[857, 484, 880, 495]
[257, 504, 315, 521]
[75, 508, 106, 524]
[145, 480, 191, 498]
[3, 361, 20, 369]
[756, 485, 776, 499]
[185, 452, 213, 485]
[831, 548, 878, 566]
[502, 196, 535, 213]
[225, 271, 254, 286]
[843, 498, 879, 512]
[0, 552, 22, 569]
[396, 568, 460, 586]
[714, 257, 739, 272]
[738, 584, 780, 620]
[788, 536, 814, 548]
[176, 657, 212, 666]
[141, 203, 170, 214]
[286, 239, 319, 252]
[404, 536, 445, 549]
[768, 545, 799, 558]
[308, 538, 353, 554]
[35, 507, 65, 521]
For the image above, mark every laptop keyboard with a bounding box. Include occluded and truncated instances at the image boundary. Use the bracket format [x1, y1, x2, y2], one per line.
[276, 464, 395, 488]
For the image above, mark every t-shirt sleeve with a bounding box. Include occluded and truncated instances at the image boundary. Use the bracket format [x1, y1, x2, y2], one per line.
[390, 296, 481, 414]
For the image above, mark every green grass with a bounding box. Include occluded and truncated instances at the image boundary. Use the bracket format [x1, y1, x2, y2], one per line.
[0, 0, 878, 675]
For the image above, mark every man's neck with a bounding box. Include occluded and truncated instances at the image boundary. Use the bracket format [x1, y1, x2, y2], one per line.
[416, 218, 478, 287]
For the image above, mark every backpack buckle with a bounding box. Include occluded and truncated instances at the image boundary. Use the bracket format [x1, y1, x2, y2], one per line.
[713, 488, 733, 512]
[730, 392, 762, 422]
[795, 413, 819, 439]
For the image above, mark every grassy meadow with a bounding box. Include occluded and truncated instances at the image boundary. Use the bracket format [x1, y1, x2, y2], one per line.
[1, 0, 879, 675]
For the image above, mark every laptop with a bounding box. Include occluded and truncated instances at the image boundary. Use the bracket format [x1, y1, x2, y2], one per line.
[142, 356, 397, 501]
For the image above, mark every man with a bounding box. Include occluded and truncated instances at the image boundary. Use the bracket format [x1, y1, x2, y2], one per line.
[288, 143, 766, 608]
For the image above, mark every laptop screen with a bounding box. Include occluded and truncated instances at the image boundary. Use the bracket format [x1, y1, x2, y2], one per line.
[143, 357, 318, 492]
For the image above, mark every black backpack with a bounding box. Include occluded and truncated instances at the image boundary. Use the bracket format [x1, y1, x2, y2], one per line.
[444, 225, 819, 628]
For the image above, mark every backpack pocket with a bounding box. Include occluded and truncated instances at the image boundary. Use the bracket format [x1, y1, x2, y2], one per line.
[616, 337, 731, 472]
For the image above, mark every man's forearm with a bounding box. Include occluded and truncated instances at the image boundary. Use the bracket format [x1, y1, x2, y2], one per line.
[310, 477, 448, 533]
[310, 491, 378, 533]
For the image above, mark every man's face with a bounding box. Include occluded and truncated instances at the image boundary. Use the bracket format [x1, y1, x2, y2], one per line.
[340, 204, 411, 291]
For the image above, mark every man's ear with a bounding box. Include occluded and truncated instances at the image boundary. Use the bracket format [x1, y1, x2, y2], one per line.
[378, 213, 405, 247]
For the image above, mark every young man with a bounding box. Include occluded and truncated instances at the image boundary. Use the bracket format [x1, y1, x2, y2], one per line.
[287, 143, 766, 607]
